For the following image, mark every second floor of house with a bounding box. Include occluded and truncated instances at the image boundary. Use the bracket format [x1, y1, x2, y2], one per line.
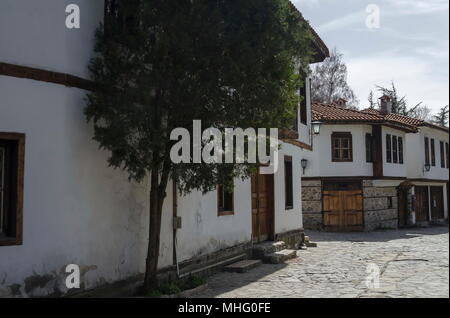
[302, 99, 449, 181]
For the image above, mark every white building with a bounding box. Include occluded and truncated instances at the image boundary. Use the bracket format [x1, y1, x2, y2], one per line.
[301, 97, 449, 231]
[0, 1, 328, 297]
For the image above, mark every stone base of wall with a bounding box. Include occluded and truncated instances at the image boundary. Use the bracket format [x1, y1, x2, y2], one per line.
[275, 229, 305, 249]
[302, 213, 323, 231]
[363, 180, 399, 231]
[302, 180, 322, 231]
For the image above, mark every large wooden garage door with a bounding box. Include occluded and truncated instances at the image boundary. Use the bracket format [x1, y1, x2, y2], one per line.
[430, 186, 444, 220]
[323, 181, 364, 232]
[415, 186, 429, 222]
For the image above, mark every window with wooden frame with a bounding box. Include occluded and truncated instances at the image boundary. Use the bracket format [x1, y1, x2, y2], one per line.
[430, 139, 436, 166]
[440, 141, 445, 168]
[398, 137, 404, 164]
[424, 137, 430, 166]
[386, 134, 392, 163]
[284, 156, 294, 210]
[299, 75, 308, 125]
[446, 142, 449, 169]
[392, 136, 398, 163]
[0, 133, 25, 246]
[365, 133, 373, 163]
[217, 183, 234, 216]
[331, 132, 353, 162]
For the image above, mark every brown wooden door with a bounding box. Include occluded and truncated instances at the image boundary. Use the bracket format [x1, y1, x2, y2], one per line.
[398, 189, 408, 227]
[415, 186, 429, 222]
[430, 186, 444, 220]
[323, 184, 363, 231]
[251, 173, 274, 243]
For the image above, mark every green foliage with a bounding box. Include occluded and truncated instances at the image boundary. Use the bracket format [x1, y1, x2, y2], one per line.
[85, 0, 313, 193]
[180, 276, 206, 291]
[431, 105, 449, 127]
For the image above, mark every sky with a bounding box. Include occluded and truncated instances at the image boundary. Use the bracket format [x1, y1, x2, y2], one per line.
[293, 0, 449, 114]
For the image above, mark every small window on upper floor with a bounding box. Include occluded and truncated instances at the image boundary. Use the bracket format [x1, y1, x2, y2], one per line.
[299, 76, 308, 126]
[386, 134, 392, 163]
[430, 138, 436, 167]
[398, 137, 404, 164]
[446, 142, 449, 169]
[365, 134, 373, 163]
[284, 156, 294, 210]
[392, 136, 398, 164]
[0, 133, 25, 247]
[424, 137, 430, 166]
[332, 132, 353, 162]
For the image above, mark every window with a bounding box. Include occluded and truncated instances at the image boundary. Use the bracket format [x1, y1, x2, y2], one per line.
[217, 183, 234, 216]
[446, 142, 449, 169]
[431, 139, 436, 166]
[392, 136, 398, 163]
[299, 76, 308, 125]
[424, 137, 430, 166]
[440, 141, 445, 168]
[284, 156, 294, 209]
[398, 137, 404, 164]
[0, 133, 25, 246]
[365, 134, 373, 163]
[331, 132, 353, 162]
[386, 134, 392, 163]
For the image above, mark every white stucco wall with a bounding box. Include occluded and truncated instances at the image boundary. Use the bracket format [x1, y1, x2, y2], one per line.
[0, 0, 102, 78]
[406, 127, 449, 180]
[0, 76, 150, 297]
[303, 124, 373, 178]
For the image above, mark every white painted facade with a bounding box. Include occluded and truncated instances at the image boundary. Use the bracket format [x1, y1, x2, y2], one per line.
[303, 124, 408, 179]
[0, 0, 314, 297]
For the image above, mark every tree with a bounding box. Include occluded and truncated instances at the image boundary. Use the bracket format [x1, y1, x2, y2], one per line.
[85, 0, 313, 291]
[431, 105, 449, 127]
[310, 48, 359, 108]
[376, 82, 430, 120]
[368, 90, 376, 109]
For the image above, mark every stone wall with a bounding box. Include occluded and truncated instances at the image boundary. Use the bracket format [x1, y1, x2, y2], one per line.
[301, 180, 323, 230]
[363, 180, 398, 231]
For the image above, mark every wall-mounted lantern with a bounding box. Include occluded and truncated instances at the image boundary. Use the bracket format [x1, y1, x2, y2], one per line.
[424, 163, 431, 173]
[312, 121, 322, 135]
[301, 159, 308, 175]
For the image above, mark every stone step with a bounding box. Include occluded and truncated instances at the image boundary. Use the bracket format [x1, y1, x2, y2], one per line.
[263, 249, 297, 264]
[305, 242, 318, 248]
[252, 241, 286, 258]
[223, 260, 262, 273]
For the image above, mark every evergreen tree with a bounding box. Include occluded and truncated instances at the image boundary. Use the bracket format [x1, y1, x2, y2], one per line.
[431, 105, 449, 127]
[85, 0, 313, 290]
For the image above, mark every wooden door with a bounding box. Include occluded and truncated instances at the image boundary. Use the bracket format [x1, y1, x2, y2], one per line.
[323, 182, 363, 231]
[414, 186, 429, 222]
[251, 173, 274, 243]
[430, 186, 444, 220]
[398, 189, 408, 227]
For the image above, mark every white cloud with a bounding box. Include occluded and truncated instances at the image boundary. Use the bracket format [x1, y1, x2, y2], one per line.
[385, 0, 449, 16]
[347, 53, 449, 111]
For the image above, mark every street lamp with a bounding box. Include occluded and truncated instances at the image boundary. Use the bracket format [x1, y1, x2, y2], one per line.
[312, 121, 322, 135]
[301, 159, 308, 175]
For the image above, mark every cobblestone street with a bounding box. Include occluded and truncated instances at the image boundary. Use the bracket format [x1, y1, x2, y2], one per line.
[194, 226, 449, 298]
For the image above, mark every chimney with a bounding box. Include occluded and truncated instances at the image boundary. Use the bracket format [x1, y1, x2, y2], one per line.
[335, 98, 347, 108]
[379, 95, 392, 114]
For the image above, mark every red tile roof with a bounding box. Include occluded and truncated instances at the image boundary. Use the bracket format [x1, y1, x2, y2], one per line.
[312, 102, 449, 133]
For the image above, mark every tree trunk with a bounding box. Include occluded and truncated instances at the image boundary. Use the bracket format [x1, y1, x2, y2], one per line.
[143, 168, 164, 291]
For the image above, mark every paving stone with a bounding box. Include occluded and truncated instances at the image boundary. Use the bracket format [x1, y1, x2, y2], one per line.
[193, 227, 449, 298]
